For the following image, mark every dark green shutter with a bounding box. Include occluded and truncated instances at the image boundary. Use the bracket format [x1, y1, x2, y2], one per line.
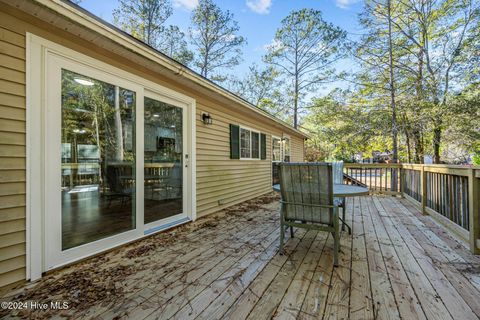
[260, 133, 267, 160]
[230, 124, 240, 159]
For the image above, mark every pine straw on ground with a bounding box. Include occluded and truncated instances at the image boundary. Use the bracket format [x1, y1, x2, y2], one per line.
[0, 192, 280, 319]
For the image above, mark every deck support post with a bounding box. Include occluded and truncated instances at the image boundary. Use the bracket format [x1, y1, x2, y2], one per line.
[421, 166, 427, 215]
[468, 168, 479, 254]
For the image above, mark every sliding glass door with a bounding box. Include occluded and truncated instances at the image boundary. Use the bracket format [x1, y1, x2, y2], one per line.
[144, 95, 186, 226]
[42, 48, 193, 271]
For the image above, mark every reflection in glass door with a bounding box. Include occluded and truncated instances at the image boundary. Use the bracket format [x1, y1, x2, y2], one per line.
[61, 69, 136, 250]
[144, 97, 183, 223]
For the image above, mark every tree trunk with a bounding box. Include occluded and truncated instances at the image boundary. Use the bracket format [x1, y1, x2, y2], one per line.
[293, 49, 299, 129]
[93, 101, 102, 184]
[203, 51, 208, 78]
[413, 35, 425, 164]
[294, 78, 298, 129]
[412, 129, 424, 163]
[433, 124, 442, 164]
[114, 86, 124, 162]
[387, 0, 397, 164]
[406, 131, 411, 163]
[387, 0, 398, 190]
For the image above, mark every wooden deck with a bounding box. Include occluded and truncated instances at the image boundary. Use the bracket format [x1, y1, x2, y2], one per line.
[1, 194, 480, 319]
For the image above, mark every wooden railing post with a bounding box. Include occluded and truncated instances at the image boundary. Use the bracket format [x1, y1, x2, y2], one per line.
[468, 168, 479, 254]
[399, 167, 404, 197]
[421, 165, 427, 215]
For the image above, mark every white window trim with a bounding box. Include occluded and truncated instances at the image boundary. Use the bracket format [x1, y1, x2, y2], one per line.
[239, 125, 262, 160]
[26, 33, 197, 280]
[272, 135, 282, 163]
[283, 134, 291, 162]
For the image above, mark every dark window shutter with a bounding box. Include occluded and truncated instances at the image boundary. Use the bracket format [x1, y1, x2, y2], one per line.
[260, 133, 267, 160]
[230, 124, 240, 159]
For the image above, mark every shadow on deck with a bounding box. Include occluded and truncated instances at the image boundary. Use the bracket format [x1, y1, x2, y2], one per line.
[1, 194, 480, 319]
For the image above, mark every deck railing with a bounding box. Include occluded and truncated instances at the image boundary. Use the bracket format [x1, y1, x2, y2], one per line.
[344, 163, 402, 194]
[344, 163, 480, 254]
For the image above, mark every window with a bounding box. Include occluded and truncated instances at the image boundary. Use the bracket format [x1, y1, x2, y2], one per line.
[272, 137, 281, 162]
[240, 128, 251, 158]
[284, 137, 291, 162]
[251, 132, 260, 158]
[240, 127, 261, 159]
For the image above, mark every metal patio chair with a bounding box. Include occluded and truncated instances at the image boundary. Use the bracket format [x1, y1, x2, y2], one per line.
[279, 162, 340, 266]
[332, 161, 351, 234]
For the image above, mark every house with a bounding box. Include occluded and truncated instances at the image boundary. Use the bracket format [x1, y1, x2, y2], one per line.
[0, 0, 308, 289]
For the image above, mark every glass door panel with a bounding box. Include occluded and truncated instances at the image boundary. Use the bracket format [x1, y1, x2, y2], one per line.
[144, 97, 183, 223]
[61, 69, 136, 250]
[272, 137, 281, 162]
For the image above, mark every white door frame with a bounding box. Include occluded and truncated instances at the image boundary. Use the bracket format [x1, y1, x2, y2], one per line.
[26, 33, 196, 280]
[44, 52, 145, 270]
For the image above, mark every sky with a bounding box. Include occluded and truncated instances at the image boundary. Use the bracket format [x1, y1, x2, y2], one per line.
[78, 0, 364, 94]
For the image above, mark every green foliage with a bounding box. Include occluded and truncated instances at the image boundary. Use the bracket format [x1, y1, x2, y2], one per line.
[310, 0, 480, 164]
[189, 0, 246, 80]
[157, 25, 193, 65]
[445, 83, 480, 154]
[263, 8, 346, 128]
[113, 0, 172, 46]
[113, 0, 192, 65]
[227, 64, 292, 120]
[473, 153, 480, 166]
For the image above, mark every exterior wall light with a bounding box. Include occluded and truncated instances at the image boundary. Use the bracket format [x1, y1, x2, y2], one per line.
[202, 112, 213, 125]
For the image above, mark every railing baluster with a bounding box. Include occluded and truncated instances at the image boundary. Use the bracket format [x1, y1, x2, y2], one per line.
[380, 167, 383, 191]
[369, 168, 372, 190]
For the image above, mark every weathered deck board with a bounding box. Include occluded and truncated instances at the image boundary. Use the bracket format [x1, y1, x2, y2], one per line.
[220, 229, 308, 320]
[361, 196, 402, 320]
[349, 197, 374, 320]
[245, 230, 318, 320]
[1, 194, 479, 320]
[297, 237, 335, 319]
[322, 201, 353, 320]
[371, 196, 453, 320]
[379, 197, 478, 320]
[272, 231, 329, 320]
[396, 198, 480, 317]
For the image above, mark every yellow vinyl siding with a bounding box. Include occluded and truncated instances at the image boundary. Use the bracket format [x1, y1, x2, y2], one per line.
[194, 104, 304, 218]
[195, 103, 276, 217]
[0, 268, 25, 288]
[0, 106, 25, 121]
[0, 206, 25, 223]
[0, 11, 26, 290]
[290, 135, 305, 162]
[0, 6, 306, 289]
[0, 242, 25, 261]
[0, 231, 25, 248]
